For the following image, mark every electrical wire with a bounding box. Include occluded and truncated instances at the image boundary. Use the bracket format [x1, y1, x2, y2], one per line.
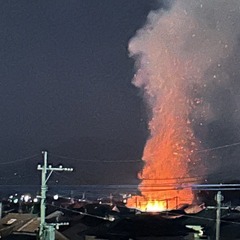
[46, 202, 240, 226]
[197, 141, 240, 153]
[0, 154, 39, 165]
[164, 210, 240, 226]
[192, 188, 240, 191]
[0, 174, 38, 181]
[46, 203, 112, 221]
[142, 175, 207, 181]
[51, 170, 237, 188]
[48, 153, 142, 163]
[1, 140, 239, 167]
[51, 170, 201, 187]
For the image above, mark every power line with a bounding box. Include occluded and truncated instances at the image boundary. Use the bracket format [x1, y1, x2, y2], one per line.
[46, 202, 240, 226]
[163, 210, 240, 226]
[49, 153, 142, 163]
[46, 203, 113, 221]
[136, 171, 225, 182]
[142, 175, 207, 181]
[53, 170, 235, 187]
[0, 174, 37, 181]
[141, 170, 238, 182]
[0, 154, 38, 165]
[138, 180, 201, 187]
[53, 171, 202, 186]
[192, 188, 240, 191]
[197, 141, 240, 153]
[192, 183, 240, 187]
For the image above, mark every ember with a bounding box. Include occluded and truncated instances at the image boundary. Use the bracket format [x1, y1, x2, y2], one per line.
[126, 1, 210, 211]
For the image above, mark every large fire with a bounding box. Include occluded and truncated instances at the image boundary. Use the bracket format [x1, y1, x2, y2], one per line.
[127, 79, 201, 211]
[125, 0, 240, 212]
[145, 200, 167, 212]
[126, 1, 206, 211]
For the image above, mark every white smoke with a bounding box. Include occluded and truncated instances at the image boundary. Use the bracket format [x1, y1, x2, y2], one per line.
[130, 0, 240, 179]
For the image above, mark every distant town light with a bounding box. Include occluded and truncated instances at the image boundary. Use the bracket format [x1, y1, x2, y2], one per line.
[24, 195, 31, 202]
[108, 215, 115, 222]
[53, 194, 59, 200]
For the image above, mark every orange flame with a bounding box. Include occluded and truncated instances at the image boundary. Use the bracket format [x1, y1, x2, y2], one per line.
[128, 54, 200, 210]
[145, 200, 167, 212]
[127, 85, 199, 210]
[127, 34, 203, 213]
[126, 2, 209, 212]
[127, 83, 200, 210]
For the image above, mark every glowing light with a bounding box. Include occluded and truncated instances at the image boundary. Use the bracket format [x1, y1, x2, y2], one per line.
[24, 195, 31, 202]
[53, 194, 59, 200]
[145, 200, 166, 212]
[127, 0, 209, 210]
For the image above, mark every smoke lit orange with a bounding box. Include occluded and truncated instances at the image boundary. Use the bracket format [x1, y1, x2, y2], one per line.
[127, 78, 200, 210]
[126, 1, 206, 211]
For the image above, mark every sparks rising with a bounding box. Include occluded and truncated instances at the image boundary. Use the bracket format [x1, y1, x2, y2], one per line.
[126, 1, 212, 211]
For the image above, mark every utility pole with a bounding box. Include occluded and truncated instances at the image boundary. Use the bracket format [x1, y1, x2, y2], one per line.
[216, 191, 222, 240]
[37, 151, 73, 240]
[0, 201, 2, 219]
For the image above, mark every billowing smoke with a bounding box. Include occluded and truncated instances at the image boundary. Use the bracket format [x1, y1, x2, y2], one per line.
[129, 0, 240, 207]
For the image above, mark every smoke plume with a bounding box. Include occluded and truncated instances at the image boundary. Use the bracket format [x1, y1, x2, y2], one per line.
[129, 0, 240, 208]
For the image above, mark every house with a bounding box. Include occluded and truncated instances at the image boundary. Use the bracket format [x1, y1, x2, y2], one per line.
[0, 213, 69, 240]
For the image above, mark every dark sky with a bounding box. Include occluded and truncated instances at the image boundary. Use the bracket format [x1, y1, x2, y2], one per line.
[0, 0, 160, 185]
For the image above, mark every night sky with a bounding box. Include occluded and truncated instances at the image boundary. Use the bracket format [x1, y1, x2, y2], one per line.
[0, 0, 160, 185]
[1, 0, 240, 188]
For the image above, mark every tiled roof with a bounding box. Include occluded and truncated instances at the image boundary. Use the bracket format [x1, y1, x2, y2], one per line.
[0, 213, 69, 240]
[0, 213, 36, 238]
[15, 217, 39, 233]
